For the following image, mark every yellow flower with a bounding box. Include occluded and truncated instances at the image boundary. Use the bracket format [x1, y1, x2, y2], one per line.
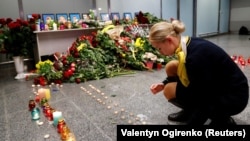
[44, 59, 53, 65]
[101, 24, 115, 33]
[135, 38, 145, 49]
[35, 60, 53, 70]
[35, 61, 43, 69]
[77, 43, 86, 51]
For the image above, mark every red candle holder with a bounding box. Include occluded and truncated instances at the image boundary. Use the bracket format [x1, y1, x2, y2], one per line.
[248, 57, 250, 64]
[146, 61, 154, 69]
[241, 60, 246, 66]
[46, 108, 53, 121]
[29, 100, 36, 111]
[35, 94, 40, 103]
[42, 103, 49, 113]
[61, 125, 71, 140]
[156, 63, 162, 70]
[57, 119, 66, 134]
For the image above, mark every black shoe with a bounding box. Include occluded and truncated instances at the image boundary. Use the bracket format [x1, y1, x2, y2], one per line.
[209, 117, 237, 126]
[168, 110, 190, 122]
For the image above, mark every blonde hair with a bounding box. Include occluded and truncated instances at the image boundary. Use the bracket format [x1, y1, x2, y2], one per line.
[149, 20, 185, 43]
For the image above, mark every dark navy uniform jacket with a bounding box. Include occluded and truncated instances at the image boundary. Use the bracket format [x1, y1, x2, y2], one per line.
[176, 37, 249, 116]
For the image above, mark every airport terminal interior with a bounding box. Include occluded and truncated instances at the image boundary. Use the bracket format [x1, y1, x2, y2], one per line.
[0, 33, 250, 140]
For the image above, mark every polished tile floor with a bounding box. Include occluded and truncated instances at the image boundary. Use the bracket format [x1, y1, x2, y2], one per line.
[0, 34, 250, 141]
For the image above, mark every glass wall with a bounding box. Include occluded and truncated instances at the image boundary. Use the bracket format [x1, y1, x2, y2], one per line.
[219, 0, 230, 33]
[180, 0, 194, 36]
[196, 0, 219, 37]
[162, 0, 177, 21]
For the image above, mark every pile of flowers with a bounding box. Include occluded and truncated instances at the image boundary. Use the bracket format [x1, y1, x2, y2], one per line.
[33, 12, 171, 85]
[33, 23, 171, 85]
[0, 15, 39, 58]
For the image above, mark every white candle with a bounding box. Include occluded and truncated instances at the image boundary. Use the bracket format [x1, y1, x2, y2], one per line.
[38, 88, 46, 99]
[52, 111, 62, 126]
[45, 88, 51, 100]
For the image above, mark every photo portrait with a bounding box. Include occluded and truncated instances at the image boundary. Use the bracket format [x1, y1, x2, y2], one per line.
[111, 13, 120, 20]
[100, 13, 110, 21]
[42, 14, 55, 24]
[82, 13, 90, 20]
[123, 13, 132, 21]
[56, 13, 68, 24]
[69, 13, 81, 23]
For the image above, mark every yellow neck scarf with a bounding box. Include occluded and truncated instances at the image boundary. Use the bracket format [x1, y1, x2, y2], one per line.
[175, 36, 190, 87]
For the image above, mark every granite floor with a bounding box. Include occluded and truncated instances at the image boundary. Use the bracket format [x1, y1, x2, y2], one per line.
[0, 33, 250, 141]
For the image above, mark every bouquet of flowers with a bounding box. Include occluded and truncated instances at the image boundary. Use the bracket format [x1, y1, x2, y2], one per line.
[0, 17, 37, 57]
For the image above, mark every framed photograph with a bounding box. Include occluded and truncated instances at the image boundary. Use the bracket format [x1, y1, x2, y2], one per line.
[69, 13, 81, 23]
[42, 14, 55, 24]
[82, 13, 90, 20]
[110, 12, 120, 20]
[100, 13, 110, 21]
[56, 13, 68, 24]
[123, 12, 133, 21]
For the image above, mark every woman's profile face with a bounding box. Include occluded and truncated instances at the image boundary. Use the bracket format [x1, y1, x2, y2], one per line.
[151, 38, 175, 56]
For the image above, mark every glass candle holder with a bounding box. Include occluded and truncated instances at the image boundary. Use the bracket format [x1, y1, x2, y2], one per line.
[57, 119, 66, 134]
[29, 100, 36, 111]
[53, 111, 63, 126]
[60, 24, 65, 30]
[40, 97, 48, 107]
[40, 22, 45, 31]
[31, 107, 40, 121]
[61, 125, 71, 140]
[44, 105, 52, 118]
[42, 102, 49, 112]
[35, 94, 40, 103]
[46, 108, 53, 121]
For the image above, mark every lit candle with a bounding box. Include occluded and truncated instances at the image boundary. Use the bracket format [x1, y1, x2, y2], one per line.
[53, 111, 63, 126]
[67, 133, 76, 141]
[121, 116, 125, 120]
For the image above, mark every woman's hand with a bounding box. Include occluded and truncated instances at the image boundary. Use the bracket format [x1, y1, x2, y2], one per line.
[150, 83, 165, 95]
